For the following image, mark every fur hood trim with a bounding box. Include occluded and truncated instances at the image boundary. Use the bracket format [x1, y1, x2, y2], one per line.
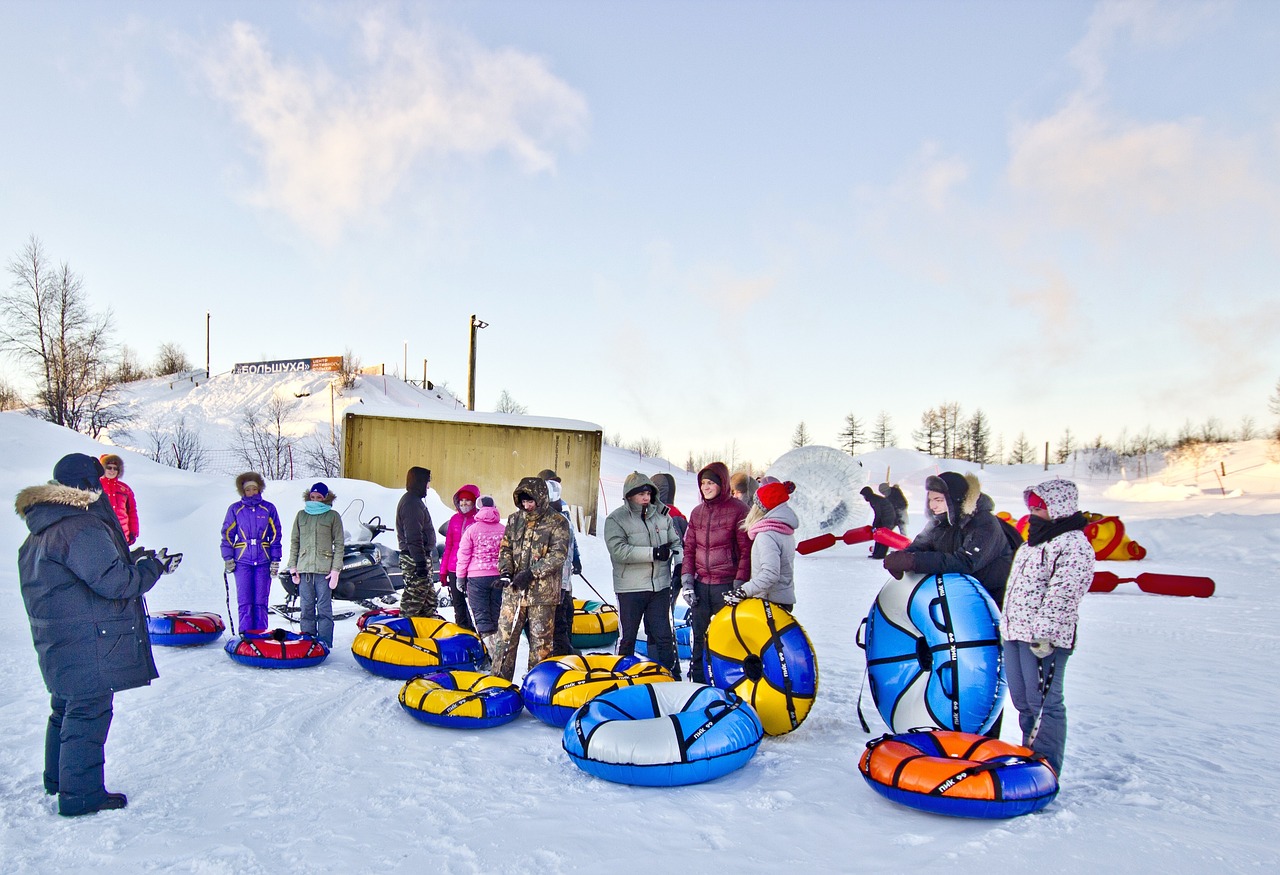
[235, 471, 266, 497]
[15, 482, 99, 518]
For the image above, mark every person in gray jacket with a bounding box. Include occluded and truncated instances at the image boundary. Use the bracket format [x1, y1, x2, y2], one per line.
[285, 482, 344, 647]
[726, 480, 798, 610]
[604, 472, 684, 678]
[16, 453, 181, 817]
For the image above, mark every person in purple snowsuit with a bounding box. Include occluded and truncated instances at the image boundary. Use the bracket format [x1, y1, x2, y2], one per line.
[220, 472, 283, 633]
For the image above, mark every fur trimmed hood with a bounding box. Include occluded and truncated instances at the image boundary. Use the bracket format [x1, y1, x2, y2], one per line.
[924, 471, 983, 526]
[15, 482, 99, 519]
[99, 453, 125, 476]
[235, 471, 266, 497]
[300, 488, 336, 504]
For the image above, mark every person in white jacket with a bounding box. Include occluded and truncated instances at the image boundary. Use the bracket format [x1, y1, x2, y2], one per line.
[1000, 478, 1094, 776]
[726, 479, 798, 610]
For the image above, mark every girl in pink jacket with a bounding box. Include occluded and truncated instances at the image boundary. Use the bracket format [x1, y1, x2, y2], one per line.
[455, 495, 506, 658]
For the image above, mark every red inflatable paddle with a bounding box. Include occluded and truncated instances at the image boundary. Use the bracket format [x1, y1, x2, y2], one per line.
[871, 529, 911, 551]
[796, 525, 874, 555]
[1090, 571, 1215, 598]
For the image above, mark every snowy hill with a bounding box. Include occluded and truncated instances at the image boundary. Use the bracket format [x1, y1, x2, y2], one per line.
[2, 383, 1279, 872]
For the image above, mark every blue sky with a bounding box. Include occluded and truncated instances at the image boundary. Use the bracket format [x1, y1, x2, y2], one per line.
[2, 0, 1278, 466]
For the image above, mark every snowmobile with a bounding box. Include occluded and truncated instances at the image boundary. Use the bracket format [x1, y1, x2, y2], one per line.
[271, 499, 404, 622]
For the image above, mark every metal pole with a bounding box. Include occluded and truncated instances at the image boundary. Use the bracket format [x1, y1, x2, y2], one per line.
[403, 340, 407, 381]
[205, 312, 210, 379]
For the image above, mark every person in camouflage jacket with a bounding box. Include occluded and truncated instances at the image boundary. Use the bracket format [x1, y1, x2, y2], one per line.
[493, 476, 570, 681]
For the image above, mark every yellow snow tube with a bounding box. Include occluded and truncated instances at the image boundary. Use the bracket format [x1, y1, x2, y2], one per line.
[570, 599, 620, 649]
[350, 616, 484, 679]
[1083, 513, 1146, 560]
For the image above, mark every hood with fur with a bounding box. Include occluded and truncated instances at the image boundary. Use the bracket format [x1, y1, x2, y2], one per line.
[924, 471, 983, 526]
[235, 471, 266, 497]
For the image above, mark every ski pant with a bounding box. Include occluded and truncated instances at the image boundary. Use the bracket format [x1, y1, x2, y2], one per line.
[465, 575, 503, 635]
[444, 572, 474, 632]
[399, 553, 438, 618]
[46, 693, 113, 814]
[688, 580, 731, 684]
[870, 543, 889, 559]
[617, 588, 677, 678]
[552, 587, 574, 656]
[234, 562, 271, 633]
[297, 572, 334, 647]
[492, 597, 555, 682]
[1004, 639, 1071, 776]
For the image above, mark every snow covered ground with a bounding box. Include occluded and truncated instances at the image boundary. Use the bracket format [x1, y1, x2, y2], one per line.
[1, 376, 1278, 873]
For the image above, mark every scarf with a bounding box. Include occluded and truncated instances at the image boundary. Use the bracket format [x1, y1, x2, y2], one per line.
[1026, 511, 1088, 547]
[748, 517, 795, 541]
[304, 500, 332, 516]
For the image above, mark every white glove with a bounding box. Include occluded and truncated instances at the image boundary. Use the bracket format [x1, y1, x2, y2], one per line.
[326, 569, 341, 590]
[1029, 639, 1054, 660]
[156, 548, 183, 575]
[681, 585, 698, 608]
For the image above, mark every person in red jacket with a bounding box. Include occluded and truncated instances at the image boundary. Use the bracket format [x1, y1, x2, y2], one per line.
[680, 461, 751, 683]
[98, 454, 139, 546]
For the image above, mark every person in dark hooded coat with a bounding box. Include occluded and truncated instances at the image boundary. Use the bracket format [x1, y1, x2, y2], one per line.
[879, 481, 909, 534]
[17, 453, 180, 817]
[651, 472, 688, 610]
[860, 486, 898, 559]
[397, 466, 438, 618]
[882, 471, 1012, 606]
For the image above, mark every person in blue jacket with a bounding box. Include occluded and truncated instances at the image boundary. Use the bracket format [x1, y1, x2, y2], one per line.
[16, 453, 182, 817]
[220, 472, 283, 633]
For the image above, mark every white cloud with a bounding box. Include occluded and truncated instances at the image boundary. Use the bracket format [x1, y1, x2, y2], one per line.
[199, 13, 588, 241]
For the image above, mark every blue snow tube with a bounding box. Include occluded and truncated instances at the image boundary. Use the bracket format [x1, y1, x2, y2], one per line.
[861, 573, 1004, 733]
[398, 670, 524, 729]
[147, 610, 224, 646]
[225, 629, 329, 668]
[522, 654, 672, 727]
[564, 682, 764, 786]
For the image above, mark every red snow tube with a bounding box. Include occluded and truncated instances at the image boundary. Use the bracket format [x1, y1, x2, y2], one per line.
[225, 629, 329, 668]
[148, 610, 225, 646]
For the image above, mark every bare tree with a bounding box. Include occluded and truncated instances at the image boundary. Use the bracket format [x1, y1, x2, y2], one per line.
[0, 376, 24, 411]
[334, 346, 361, 392]
[1238, 416, 1257, 441]
[154, 342, 191, 377]
[625, 436, 663, 458]
[791, 421, 811, 448]
[496, 389, 528, 415]
[234, 395, 298, 479]
[1269, 377, 1280, 417]
[298, 432, 341, 477]
[1, 237, 122, 432]
[140, 415, 208, 471]
[838, 413, 865, 455]
[115, 345, 148, 383]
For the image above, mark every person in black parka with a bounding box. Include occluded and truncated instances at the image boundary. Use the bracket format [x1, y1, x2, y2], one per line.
[882, 471, 1012, 607]
[860, 486, 898, 559]
[16, 453, 177, 817]
[879, 481, 909, 535]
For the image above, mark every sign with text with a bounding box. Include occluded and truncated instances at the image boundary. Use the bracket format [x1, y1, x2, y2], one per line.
[232, 356, 343, 375]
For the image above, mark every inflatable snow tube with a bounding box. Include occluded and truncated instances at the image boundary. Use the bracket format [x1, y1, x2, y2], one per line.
[636, 603, 692, 661]
[704, 599, 818, 736]
[1083, 513, 1146, 560]
[398, 670, 524, 729]
[563, 682, 764, 786]
[860, 572, 1004, 733]
[147, 610, 224, 646]
[356, 606, 400, 630]
[351, 616, 484, 679]
[225, 629, 329, 668]
[522, 653, 672, 727]
[570, 599, 620, 650]
[859, 730, 1058, 818]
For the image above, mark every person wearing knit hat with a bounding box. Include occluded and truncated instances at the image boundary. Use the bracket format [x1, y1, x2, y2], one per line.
[17, 453, 178, 816]
[439, 484, 481, 632]
[726, 480, 799, 609]
[98, 454, 139, 546]
[220, 473, 283, 634]
[284, 483, 344, 647]
[604, 472, 684, 678]
[397, 466, 439, 619]
[681, 461, 751, 683]
[881, 470, 1014, 607]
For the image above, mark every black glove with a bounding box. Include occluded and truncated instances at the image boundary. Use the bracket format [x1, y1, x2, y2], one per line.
[572, 557, 582, 575]
[493, 575, 512, 590]
[155, 548, 184, 575]
[722, 586, 746, 606]
[129, 546, 152, 563]
[652, 543, 671, 562]
[511, 570, 534, 591]
[882, 551, 915, 580]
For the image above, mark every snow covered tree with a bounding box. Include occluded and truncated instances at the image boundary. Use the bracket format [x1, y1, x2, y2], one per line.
[838, 413, 865, 455]
[871, 410, 896, 448]
[791, 421, 811, 448]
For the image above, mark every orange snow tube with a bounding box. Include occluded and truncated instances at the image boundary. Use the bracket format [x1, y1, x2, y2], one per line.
[1082, 513, 1146, 560]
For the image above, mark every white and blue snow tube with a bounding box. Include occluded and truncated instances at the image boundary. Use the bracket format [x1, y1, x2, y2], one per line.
[563, 682, 764, 786]
[861, 573, 1004, 733]
[635, 603, 693, 661]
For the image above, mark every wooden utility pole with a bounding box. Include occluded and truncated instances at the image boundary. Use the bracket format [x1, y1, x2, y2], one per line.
[467, 314, 488, 411]
[205, 312, 210, 378]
